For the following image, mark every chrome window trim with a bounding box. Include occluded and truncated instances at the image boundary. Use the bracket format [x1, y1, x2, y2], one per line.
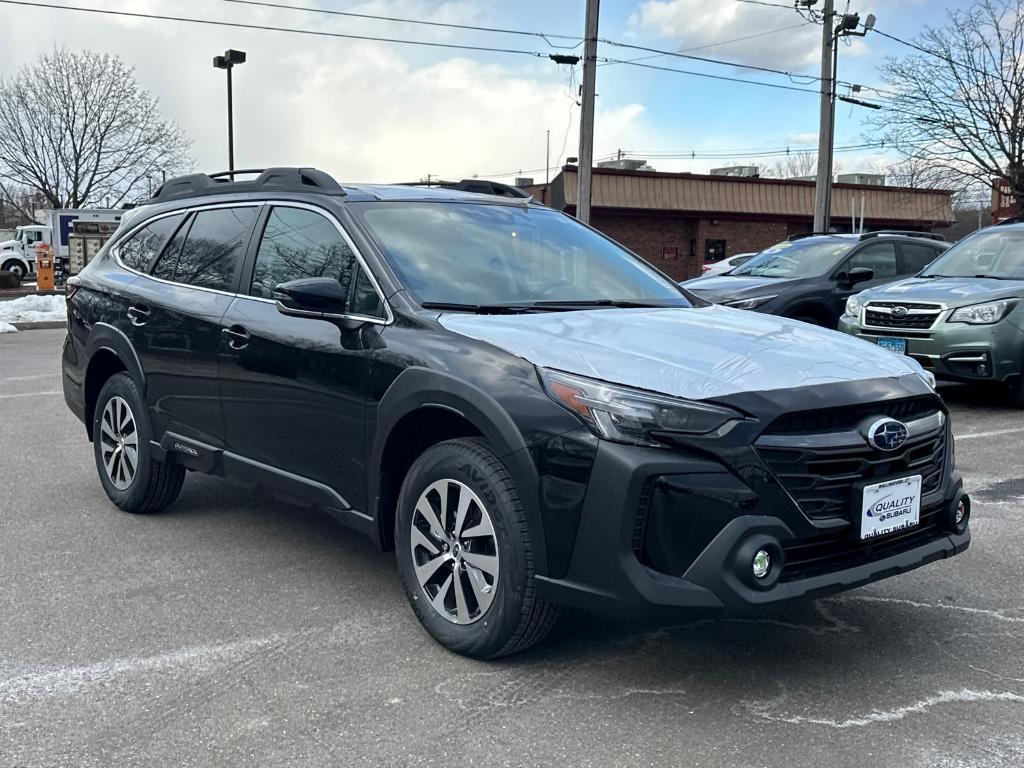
[110, 199, 392, 323]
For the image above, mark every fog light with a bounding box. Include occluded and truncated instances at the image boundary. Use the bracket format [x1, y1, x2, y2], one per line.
[752, 549, 771, 579]
[955, 497, 967, 525]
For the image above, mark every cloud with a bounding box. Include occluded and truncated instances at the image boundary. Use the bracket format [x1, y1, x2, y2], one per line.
[628, 0, 822, 72]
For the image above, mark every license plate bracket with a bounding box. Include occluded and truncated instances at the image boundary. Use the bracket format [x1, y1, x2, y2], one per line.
[858, 475, 922, 540]
[876, 336, 907, 355]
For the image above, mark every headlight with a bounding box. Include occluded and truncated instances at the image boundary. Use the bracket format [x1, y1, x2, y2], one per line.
[538, 368, 744, 447]
[724, 294, 777, 310]
[844, 293, 864, 318]
[948, 299, 1017, 325]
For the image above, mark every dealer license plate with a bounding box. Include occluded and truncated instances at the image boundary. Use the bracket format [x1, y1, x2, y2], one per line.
[876, 337, 907, 355]
[860, 475, 922, 540]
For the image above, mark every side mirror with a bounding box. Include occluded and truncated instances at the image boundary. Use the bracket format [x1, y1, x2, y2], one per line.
[848, 267, 874, 286]
[274, 277, 347, 318]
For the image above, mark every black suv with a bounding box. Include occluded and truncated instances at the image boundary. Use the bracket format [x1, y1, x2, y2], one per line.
[63, 168, 970, 658]
[682, 232, 950, 328]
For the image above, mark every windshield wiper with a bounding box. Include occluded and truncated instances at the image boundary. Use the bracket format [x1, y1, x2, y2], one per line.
[420, 301, 539, 314]
[973, 274, 1014, 280]
[531, 299, 682, 309]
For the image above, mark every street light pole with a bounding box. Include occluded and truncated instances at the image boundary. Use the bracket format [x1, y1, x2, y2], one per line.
[213, 49, 247, 173]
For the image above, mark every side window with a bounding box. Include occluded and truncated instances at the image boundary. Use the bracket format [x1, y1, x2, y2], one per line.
[151, 215, 190, 281]
[900, 242, 942, 274]
[171, 207, 257, 291]
[117, 214, 184, 271]
[848, 242, 898, 280]
[350, 267, 384, 318]
[250, 206, 362, 303]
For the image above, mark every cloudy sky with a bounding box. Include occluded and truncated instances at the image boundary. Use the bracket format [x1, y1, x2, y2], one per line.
[0, 0, 966, 185]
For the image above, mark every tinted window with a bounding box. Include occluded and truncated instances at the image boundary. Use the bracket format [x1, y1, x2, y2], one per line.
[901, 242, 941, 274]
[118, 214, 183, 271]
[922, 228, 1024, 279]
[353, 202, 688, 306]
[849, 242, 898, 279]
[250, 207, 359, 301]
[151, 215, 189, 281]
[350, 267, 384, 318]
[731, 238, 856, 277]
[169, 207, 257, 290]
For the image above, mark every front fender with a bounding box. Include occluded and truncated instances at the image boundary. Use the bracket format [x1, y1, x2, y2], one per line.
[368, 366, 547, 573]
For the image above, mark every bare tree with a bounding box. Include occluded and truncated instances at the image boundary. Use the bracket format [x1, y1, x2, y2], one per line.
[867, 0, 1024, 210]
[762, 152, 843, 179]
[0, 48, 192, 210]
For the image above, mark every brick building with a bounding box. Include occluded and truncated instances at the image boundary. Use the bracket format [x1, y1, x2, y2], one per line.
[992, 179, 1018, 222]
[523, 166, 954, 281]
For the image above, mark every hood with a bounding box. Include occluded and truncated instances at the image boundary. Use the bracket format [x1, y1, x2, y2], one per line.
[682, 275, 801, 304]
[438, 305, 925, 401]
[861, 276, 1024, 307]
[0, 239, 17, 251]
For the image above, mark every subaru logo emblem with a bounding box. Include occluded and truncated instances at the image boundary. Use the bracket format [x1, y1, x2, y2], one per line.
[867, 418, 909, 451]
[891, 305, 908, 318]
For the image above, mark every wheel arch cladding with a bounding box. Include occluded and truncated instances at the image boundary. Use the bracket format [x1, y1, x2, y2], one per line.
[369, 367, 546, 572]
[83, 324, 146, 440]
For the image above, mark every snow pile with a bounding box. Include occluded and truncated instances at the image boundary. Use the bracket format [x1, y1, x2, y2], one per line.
[0, 321, 16, 334]
[0, 294, 67, 325]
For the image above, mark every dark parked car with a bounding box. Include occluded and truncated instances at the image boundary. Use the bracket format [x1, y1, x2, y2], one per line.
[62, 168, 970, 658]
[681, 232, 949, 328]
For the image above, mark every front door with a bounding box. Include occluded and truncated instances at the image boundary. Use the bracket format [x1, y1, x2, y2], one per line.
[218, 204, 389, 513]
[832, 240, 899, 318]
[127, 204, 260, 447]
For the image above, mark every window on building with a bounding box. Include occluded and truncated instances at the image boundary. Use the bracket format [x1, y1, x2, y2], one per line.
[848, 241, 898, 279]
[663, 246, 679, 261]
[118, 214, 184, 272]
[705, 239, 727, 262]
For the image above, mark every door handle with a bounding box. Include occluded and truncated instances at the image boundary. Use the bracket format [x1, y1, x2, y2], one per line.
[127, 304, 151, 326]
[222, 325, 251, 350]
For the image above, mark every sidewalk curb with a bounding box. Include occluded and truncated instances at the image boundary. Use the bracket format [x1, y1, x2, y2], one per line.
[9, 321, 66, 331]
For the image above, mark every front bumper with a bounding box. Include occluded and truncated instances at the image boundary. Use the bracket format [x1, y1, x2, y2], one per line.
[838, 314, 1024, 384]
[536, 415, 970, 616]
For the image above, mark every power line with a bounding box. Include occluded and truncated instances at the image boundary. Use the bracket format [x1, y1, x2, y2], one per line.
[0, 1, 554, 58]
[870, 27, 996, 81]
[731, 0, 798, 9]
[210, 0, 582, 46]
[599, 38, 824, 84]
[603, 57, 821, 95]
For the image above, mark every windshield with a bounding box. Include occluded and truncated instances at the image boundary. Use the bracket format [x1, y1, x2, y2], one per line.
[352, 202, 691, 307]
[730, 238, 856, 278]
[921, 228, 1024, 279]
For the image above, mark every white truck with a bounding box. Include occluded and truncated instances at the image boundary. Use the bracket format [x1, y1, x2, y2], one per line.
[0, 209, 123, 278]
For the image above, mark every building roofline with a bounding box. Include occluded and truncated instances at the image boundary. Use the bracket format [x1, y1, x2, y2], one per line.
[552, 164, 954, 197]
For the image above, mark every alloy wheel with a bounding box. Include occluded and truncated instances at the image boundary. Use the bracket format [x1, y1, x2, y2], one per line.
[99, 396, 139, 490]
[409, 479, 500, 625]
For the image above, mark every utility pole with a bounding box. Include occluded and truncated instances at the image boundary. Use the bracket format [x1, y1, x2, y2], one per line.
[546, 129, 551, 186]
[576, 0, 600, 225]
[812, 0, 835, 233]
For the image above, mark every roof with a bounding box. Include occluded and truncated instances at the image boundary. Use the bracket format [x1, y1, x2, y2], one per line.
[547, 166, 955, 226]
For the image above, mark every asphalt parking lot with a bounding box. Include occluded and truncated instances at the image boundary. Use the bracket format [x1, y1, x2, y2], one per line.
[2, 328, 1023, 767]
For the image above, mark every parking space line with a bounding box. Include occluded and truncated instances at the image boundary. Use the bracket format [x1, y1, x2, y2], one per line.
[955, 427, 1024, 441]
[0, 390, 62, 400]
[0, 374, 60, 383]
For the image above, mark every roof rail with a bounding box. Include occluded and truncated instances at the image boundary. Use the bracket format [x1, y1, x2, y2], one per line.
[786, 231, 843, 241]
[151, 167, 345, 202]
[859, 230, 946, 242]
[995, 215, 1024, 226]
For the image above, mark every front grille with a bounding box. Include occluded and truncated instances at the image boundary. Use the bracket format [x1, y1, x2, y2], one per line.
[865, 301, 942, 330]
[781, 503, 947, 581]
[765, 397, 938, 435]
[757, 428, 946, 520]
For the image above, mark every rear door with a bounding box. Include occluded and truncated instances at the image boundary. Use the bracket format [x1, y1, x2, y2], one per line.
[127, 204, 260, 447]
[218, 203, 389, 513]
[898, 241, 945, 276]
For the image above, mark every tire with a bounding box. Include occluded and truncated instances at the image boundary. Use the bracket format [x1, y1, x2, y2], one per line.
[792, 314, 824, 327]
[1009, 374, 1024, 409]
[1, 259, 25, 279]
[394, 438, 560, 658]
[92, 372, 185, 514]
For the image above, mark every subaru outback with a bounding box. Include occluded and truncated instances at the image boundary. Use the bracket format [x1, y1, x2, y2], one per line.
[62, 168, 971, 658]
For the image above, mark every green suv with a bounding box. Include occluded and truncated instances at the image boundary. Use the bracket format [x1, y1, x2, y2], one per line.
[839, 223, 1024, 406]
